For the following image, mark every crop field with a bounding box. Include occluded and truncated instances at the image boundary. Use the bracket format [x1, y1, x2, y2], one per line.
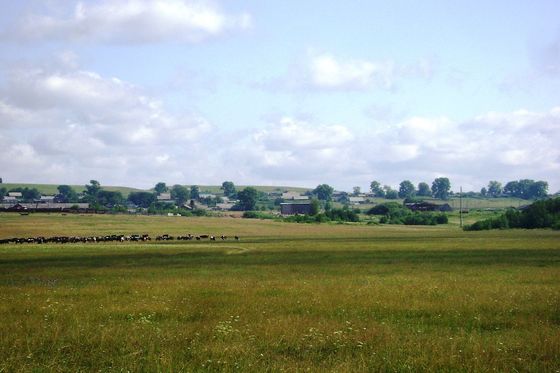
[1, 213, 559, 372]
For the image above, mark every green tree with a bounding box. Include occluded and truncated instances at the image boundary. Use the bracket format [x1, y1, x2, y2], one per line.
[530, 181, 548, 199]
[97, 191, 124, 207]
[487, 181, 502, 197]
[57, 185, 78, 203]
[370, 181, 385, 197]
[84, 180, 101, 202]
[154, 182, 168, 194]
[309, 198, 320, 215]
[431, 177, 451, 200]
[221, 181, 236, 198]
[19, 187, 41, 202]
[480, 187, 487, 197]
[190, 185, 200, 200]
[0, 187, 6, 202]
[236, 187, 258, 211]
[352, 186, 361, 196]
[313, 184, 334, 201]
[128, 191, 157, 208]
[398, 180, 416, 199]
[504, 180, 520, 197]
[170, 185, 190, 206]
[417, 182, 431, 197]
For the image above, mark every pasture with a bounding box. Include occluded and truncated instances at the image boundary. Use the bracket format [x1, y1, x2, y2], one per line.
[1, 213, 559, 372]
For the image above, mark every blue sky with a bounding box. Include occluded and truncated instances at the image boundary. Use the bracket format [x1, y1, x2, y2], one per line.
[0, 0, 559, 192]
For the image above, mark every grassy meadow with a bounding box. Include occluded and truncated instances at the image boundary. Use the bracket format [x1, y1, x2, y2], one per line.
[0, 213, 559, 372]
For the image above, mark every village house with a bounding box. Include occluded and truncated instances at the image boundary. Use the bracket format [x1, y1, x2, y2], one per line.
[348, 196, 366, 204]
[281, 191, 309, 201]
[156, 192, 174, 203]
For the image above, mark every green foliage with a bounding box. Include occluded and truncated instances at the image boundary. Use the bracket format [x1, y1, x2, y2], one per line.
[221, 181, 236, 198]
[84, 180, 101, 201]
[309, 198, 320, 216]
[8, 187, 41, 202]
[128, 191, 157, 208]
[487, 181, 502, 197]
[190, 185, 200, 200]
[398, 180, 416, 199]
[154, 182, 168, 194]
[283, 207, 359, 223]
[367, 202, 403, 215]
[370, 181, 385, 197]
[0, 187, 5, 201]
[384, 188, 398, 200]
[242, 211, 276, 219]
[417, 182, 431, 197]
[431, 177, 451, 200]
[465, 197, 560, 231]
[56, 185, 79, 202]
[368, 202, 447, 225]
[235, 187, 258, 211]
[313, 184, 334, 201]
[170, 185, 190, 206]
[97, 191, 124, 207]
[503, 179, 548, 199]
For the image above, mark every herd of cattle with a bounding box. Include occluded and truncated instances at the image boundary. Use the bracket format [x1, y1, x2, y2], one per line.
[0, 233, 240, 245]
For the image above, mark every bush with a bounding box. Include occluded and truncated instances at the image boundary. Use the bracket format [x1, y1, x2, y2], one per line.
[242, 211, 275, 219]
[465, 197, 560, 231]
[367, 202, 404, 216]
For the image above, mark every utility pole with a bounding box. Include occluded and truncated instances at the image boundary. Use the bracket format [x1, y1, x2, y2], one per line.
[459, 186, 463, 228]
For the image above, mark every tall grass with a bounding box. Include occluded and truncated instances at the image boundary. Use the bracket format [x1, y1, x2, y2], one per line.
[0, 213, 559, 371]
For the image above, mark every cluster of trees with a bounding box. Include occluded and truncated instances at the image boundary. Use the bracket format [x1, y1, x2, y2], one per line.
[0, 187, 41, 202]
[480, 179, 548, 199]
[367, 202, 448, 225]
[369, 178, 451, 200]
[465, 197, 560, 231]
[282, 205, 360, 223]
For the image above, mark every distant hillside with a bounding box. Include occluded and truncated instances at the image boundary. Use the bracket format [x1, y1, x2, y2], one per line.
[197, 185, 311, 194]
[1, 183, 311, 197]
[1, 183, 145, 197]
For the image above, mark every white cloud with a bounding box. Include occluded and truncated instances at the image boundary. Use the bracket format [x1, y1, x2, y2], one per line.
[5, 0, 251, 43]
[300, 52, 435, 91]
[0, 64, 213, 187]
[224, 109, 560, 191]
[308, 53, 395, 90]
[1, 63, 558, 192]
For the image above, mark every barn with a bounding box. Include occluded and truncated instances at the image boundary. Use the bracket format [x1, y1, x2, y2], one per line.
[280, 203, 312, 215]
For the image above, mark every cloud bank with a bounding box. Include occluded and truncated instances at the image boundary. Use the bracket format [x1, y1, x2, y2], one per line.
[1, 61, 558, 191]
[4, 0, 251, 43]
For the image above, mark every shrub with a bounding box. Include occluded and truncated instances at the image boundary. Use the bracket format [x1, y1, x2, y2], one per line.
[465, 197, 560, 231]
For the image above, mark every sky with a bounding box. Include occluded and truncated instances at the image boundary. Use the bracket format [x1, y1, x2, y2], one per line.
[0, 0, 559, 193]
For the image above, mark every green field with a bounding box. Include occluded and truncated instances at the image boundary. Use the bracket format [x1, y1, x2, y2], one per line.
[1, 214, 559, 372]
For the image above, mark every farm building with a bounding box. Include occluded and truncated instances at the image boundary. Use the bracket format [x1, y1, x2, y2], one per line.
[280, 203, 312, 215]
[405, 201, 453, 212]
[349, 196, 366, 204]
[0, 203, 90, 212]
[281, 192, 309, 200]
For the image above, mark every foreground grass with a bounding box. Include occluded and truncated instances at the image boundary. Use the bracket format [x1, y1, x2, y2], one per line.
[1, 214, 559, 372]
